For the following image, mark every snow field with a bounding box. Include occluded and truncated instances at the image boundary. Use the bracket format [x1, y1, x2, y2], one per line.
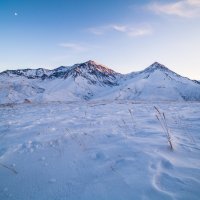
[0, 101, 200, 200]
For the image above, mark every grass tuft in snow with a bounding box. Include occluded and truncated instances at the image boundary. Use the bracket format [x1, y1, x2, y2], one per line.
[154, 106, 173, 150]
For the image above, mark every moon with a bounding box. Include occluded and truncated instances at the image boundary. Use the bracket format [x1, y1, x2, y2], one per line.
[14, 12, 18, 16]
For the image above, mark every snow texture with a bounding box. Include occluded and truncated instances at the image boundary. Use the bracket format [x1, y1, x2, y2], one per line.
[0, 101, 200, 200]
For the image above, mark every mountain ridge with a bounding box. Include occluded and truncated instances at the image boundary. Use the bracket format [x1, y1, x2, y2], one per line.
[0, 60, 197, 82]
[0, 60, 200, 103]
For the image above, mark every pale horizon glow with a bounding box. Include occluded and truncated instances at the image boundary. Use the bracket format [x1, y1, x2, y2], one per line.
[0, 0, 199, 80]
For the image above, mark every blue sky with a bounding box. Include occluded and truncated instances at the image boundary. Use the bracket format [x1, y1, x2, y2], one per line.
[0, 0, 200, 79]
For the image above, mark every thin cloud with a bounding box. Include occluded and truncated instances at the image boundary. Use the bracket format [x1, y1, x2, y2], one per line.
[87, 27, 105, 35]
[88, 24, 152, 37]
[87, 25, 127, 35]
[128, 27, 153, 37]
[111, 25, 127, 32]
[148, 0, 200, 18]
[59, 43, 87, 52]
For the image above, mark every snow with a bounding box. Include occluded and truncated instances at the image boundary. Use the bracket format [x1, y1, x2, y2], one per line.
[0, 101, 200, 200]
[1, 61, 200, 104]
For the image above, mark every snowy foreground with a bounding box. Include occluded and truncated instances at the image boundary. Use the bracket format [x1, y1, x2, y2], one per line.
[0, 100, 200, 200]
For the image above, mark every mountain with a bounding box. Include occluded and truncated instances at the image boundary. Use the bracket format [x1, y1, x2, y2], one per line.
[55, 60, 119, 86]
[111, 62, 200, 101]
[0, 61, 200, 104]
[0, 60, 119, 84]
[0, 61, 120, 103]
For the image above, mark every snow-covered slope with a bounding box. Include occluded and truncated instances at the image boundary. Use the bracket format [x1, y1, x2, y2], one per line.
[0, 61, 119, 103]
[111, 62, 200, 101]
[0, 61, 200, 104]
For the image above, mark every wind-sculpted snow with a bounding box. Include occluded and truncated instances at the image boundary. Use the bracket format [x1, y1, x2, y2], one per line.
[0, 101, 200, 199]
[0, 61, 200, 103]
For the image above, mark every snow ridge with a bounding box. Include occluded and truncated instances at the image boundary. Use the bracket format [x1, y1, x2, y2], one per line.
[0, 60, 200, 103]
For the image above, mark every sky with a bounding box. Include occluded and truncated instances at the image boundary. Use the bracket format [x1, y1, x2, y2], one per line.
[0, 0, 200, 79]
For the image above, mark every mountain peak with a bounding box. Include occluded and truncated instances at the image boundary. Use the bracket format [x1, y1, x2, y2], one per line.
[149, 62, 168, 69]
[72, 60, 118, 76]
[59, 60, 119, 86]
[85, 60, 97, 65]
[143, 62, 171, 73]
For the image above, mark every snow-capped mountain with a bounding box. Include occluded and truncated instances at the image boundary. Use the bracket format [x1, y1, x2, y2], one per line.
[0, 61, 200, 104]
[53, 60, 119, 86]
[0, 61, 120, 103]
[111, 62, 200, 101]
[1, 60, 119, 84]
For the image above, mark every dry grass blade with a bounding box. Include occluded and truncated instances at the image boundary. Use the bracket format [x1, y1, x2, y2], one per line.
[0, 162, 18, 174]
[154, 106, 161, 115]
[154, 106, 173, 150]
[128, 109, 137, 133]
[128, 109, 134, 124]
